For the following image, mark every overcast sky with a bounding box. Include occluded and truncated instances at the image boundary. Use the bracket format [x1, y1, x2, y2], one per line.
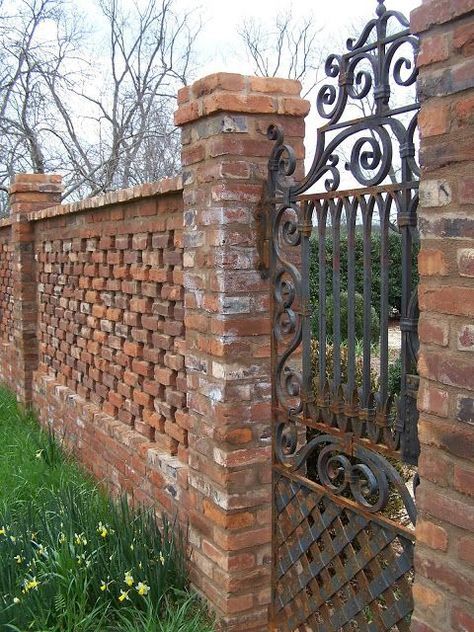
[184, 0, 421, 78]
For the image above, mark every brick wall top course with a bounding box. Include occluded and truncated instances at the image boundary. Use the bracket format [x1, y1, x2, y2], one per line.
[23, 176, 183, 223]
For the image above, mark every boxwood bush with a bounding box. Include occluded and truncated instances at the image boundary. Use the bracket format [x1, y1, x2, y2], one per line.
[311, 291, 380, 342]
[310, 230, 419, 320]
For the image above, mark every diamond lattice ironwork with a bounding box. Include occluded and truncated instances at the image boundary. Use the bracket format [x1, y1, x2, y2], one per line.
[273, 475, 414, 632]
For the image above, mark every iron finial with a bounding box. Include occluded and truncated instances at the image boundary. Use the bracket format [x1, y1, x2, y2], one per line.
[376, 0, 386, 16]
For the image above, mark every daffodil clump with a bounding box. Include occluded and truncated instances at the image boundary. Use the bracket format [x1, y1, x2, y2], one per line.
[0, 495, 179, 629]
[0, 388, 217, 631]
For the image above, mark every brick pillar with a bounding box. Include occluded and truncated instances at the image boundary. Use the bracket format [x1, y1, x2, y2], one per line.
[411, 3, 474, 632]
[9, 174, 63, 405]
[175, 73, 309, 630]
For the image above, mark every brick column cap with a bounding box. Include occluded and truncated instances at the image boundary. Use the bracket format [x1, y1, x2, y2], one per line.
[10, 173, 63, 196]
[175, 72, 310, 126]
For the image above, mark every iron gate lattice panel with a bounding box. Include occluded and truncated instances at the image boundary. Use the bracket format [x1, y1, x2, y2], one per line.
[266, 1, 420, 629]
[273, 474, 414, 632]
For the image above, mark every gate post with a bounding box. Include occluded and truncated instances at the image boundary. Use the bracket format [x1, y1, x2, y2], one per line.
[9, 174, 63, 406]
[175, 74, 309, 630]
[411, 2, 474, 631]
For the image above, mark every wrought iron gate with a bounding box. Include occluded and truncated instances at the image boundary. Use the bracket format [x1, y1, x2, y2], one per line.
[265, 1, 420, 629]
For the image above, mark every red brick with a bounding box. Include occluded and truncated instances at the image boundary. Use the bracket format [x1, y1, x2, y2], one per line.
[458, 248, 474, 277]
[459, 176, 474, 205]
[458, 535, 474, 566]
[418, 101, 449, 137]
[419, 249, 448, 275]
[453, 21, 474, 56]
[451, 605, 474, 632]
[419, 285, 474, 317]
[418, 33, 450, 67]
[418, 351, 473, 389]
[418, 484, 474, 531]
[418, 383, 449, 417]
[453, 464, 474, 496]
[416, 519, 449, 551]
[418, 316, 449, 347]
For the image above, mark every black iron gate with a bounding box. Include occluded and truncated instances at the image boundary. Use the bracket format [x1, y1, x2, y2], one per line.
[265, 2, 420, 630]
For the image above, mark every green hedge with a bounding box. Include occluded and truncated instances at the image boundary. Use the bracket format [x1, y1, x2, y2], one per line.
[311, 291, 380, 342]
[310, 230, 419, 320]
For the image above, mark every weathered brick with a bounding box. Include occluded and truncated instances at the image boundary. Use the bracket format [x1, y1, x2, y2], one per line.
[458, 324, 474, 351]
[416, 519, 449, 551]
[458, 248, 474, 277]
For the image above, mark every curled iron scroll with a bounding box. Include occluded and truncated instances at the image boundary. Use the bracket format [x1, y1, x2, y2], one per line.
[275, 432, 416, 524]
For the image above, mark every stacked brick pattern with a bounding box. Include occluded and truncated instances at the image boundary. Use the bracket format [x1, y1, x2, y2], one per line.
[176, 73, 309, 631]
[411, 2, 474, 631]
[33, 182, 187, 457]
[0, 223, 13, 343]
[0, 222, 14, 389]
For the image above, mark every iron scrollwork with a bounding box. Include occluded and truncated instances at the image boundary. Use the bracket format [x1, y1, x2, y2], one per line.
[270, 3, 420, 629]
[269, 0, 420, 467]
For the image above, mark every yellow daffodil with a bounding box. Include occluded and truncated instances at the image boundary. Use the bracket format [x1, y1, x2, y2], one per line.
[118, 590, 130, 603]
[135, 581, 150, 596]
[74, 533, 87, 546]
[30, 532, 38, 541]
[22, 577, 40, 593]
[0, 527, 6, 536]
[36, 544, 47, 557]
[100, 581, 108, 592]
[58, 532, 66, 544]
[159, 552, 165, 566]
[13, 555, 24, 564]
[124, 571, 134, 587]
[97, 522, 108, 538]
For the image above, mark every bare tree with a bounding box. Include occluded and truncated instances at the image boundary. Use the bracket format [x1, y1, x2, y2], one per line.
[0, 0, 198, 215]
[239, 12, 326, 98]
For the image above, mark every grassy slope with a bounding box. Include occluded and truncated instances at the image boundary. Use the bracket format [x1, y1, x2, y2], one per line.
[0, 389, 214, 632]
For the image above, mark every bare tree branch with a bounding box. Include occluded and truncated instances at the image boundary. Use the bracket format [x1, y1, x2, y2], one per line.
[0, 0, 199, 215]
[239, 12, 326, 98]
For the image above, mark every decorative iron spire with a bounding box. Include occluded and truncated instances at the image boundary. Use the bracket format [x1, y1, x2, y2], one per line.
[376, 0, 386, 16]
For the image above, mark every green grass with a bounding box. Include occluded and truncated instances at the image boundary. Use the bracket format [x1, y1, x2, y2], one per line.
[0, 388, 214, 632]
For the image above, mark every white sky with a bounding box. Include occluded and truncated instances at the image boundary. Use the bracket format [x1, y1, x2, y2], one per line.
[184, 0, 421, 78]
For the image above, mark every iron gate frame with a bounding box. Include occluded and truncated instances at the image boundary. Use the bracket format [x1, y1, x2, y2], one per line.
[263, 1, 421, 629]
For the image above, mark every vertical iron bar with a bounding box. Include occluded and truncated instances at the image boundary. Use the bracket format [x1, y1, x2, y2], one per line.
[379, 194, 390, 404]
[332, 200, 341, 394]
[362, 196, 373, 407]
[301, 201, 313, 413]
[318, 203, 328, 393]
[398, 169, 413, 459]
[346, 199, 357, 395]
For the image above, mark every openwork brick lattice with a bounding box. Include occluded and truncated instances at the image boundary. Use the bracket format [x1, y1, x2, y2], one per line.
[274, 475, 415, 632]
[36, 201, 186, 453]
[0, 229, 13, 343]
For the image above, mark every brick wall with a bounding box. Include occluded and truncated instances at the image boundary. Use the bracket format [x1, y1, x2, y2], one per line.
[27, 178, 190, 519]
[1, 74, 309, 631]
[33, 180, 186, 453]
[411, 1, 474, 631]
